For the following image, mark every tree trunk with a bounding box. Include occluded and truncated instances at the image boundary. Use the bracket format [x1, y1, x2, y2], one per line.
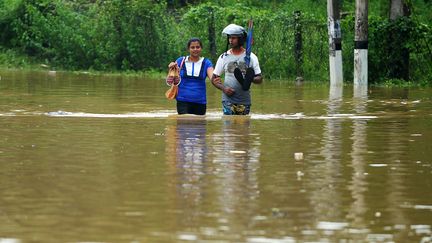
[388, 0, 410, 80]
[207, 7, 217, 61]
[389, 0, 410, 20]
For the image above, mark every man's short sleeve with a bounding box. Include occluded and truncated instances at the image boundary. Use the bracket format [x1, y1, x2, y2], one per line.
[213, 56, 224, 76]
[251, 53, 261, 75]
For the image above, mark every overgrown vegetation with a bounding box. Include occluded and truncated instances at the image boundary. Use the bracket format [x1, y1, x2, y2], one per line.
[0, 0, 431, 83]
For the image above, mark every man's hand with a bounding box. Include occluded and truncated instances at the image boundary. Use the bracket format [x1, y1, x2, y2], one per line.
[253, 74, 263, 84]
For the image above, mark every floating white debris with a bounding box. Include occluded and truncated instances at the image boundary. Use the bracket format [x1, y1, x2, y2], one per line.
[366, 234, 393, 241]
[178, 234, 198, 241]
[369, 164, 388, 167]
[317, 221, 348, 230]
[124, 211, 145, 216]
[0, 239, 21, 243]
[420, 236, 432, 243]
[247, 237, 296, 243]
[348, 228, 370, 234]
[411, 225, 431, 235]
[296, 171, 304, 179]
[411, 225, 431, 230]
[411, 134, 423, 137]
[294, 152, 303, 161]
[252, 215, 268, 221]
[301, 230, 318, 235]
[414, 205, 432, 210]
[230, 150, 246, 154]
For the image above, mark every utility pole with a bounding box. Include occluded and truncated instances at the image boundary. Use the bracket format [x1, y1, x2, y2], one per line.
[327, 0, 343, 86]
[354, 0, 368, 95]
[388, 0, 411, 80]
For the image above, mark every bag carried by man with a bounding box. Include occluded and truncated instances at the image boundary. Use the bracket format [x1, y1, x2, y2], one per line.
[165, 57, 186, 100]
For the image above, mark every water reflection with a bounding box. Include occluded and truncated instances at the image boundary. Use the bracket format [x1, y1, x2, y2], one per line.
[348, 94, 368, 230]
[329, 83, 343, 101]
[166, 117, 208, 206]
[164, 116, 262, 237]
[354, 83, 368, 99]
[311, 85, 345, 221]
[210, 117, 261, 232]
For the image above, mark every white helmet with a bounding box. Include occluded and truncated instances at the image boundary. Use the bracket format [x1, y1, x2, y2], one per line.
[222, 24, 246, 37]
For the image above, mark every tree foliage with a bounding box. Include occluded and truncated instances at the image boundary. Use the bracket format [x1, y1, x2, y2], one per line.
[0, 0, 431, 82]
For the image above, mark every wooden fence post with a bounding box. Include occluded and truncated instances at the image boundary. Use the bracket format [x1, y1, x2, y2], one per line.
[327, 0, 343, 86]
[294, 10, 304, 83]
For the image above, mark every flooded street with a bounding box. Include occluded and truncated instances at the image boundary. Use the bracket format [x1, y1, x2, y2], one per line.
[0, 69, 431, 242]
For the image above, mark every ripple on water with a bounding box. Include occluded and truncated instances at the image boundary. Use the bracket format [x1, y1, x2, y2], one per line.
[42, 110, 378, 121]
[316, 221, 349, 230]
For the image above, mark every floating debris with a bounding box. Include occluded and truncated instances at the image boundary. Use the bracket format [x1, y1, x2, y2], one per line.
[294, 152, 303, 161]
[247, 237, 296, 243]
[177, 233, 197, 241]
[230, 150, 246, 154]
[411, 133, 423, 137]
[414, 205, 432, 210]
[369, 164, 388, 167]
[296, 171, 304, 180]
[317, 221, 348, 230]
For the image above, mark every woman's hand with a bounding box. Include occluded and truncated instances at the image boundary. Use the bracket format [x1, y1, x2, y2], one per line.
[168, 62, 178, 69]
[211, 75, 235, 96]
[223, 87, 235, 96]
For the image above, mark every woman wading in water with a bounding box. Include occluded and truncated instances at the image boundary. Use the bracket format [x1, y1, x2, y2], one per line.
[167, 38, 214, 115]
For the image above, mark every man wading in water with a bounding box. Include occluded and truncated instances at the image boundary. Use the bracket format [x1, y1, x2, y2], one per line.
[211, 23, 263, 115]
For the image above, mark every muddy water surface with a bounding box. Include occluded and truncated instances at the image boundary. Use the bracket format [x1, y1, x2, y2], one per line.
[0, 69, 431, 242]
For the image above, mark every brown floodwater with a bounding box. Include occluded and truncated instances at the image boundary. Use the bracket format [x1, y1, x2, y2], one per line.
[0, 69, 431, 242]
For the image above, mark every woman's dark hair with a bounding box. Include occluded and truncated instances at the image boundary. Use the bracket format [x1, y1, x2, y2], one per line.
[187, 38, 203, 48]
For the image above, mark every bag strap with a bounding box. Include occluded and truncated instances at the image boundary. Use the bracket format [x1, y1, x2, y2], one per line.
[179, 56, 186, 69]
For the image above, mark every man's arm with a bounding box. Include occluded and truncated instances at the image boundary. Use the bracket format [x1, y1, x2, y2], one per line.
[211, 74, 235, 96]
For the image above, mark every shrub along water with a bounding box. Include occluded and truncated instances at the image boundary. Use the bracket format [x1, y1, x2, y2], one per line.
[0, 0, 431, 83]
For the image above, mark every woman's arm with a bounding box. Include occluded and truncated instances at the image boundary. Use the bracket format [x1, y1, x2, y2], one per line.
[206, 67, 214, 80]
[211, 74, 235, 96]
